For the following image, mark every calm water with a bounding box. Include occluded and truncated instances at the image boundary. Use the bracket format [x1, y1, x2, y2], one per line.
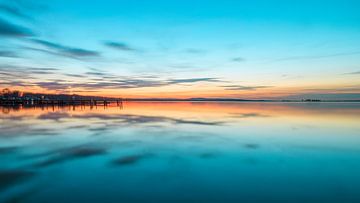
[1, 102, 360, 203]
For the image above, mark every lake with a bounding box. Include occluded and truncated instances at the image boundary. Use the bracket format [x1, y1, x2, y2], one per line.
[1, 102, 360, 203]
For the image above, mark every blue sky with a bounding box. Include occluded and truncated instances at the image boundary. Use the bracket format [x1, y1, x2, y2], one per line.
[1, 0, 360, 99]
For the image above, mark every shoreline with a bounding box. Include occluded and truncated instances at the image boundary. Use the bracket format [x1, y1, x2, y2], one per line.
[1, 98, 360, 107]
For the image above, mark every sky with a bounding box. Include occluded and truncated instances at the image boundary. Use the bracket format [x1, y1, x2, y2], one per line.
[0, 0, 360, 99]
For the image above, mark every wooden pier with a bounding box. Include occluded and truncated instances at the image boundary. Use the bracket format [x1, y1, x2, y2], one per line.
[0, 98, 123, 107]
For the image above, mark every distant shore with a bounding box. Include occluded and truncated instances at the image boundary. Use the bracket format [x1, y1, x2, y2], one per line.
[123, 98, 360, 103]
[1, 97, 360, 107]
[1, 89, 360, 105]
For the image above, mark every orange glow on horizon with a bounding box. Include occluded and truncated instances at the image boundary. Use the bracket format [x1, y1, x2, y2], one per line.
[4, 83, 359, 100]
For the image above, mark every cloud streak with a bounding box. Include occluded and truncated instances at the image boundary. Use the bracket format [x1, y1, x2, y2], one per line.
[3, 69, 223, 91]
[29, 77, 221, 90]
[2, 64, 221, 90]
[104, 41, 137, 51]
[0, 64, 59, 83]
[0, 4, 32, 20]
[345, 71, 360, 75]
[31, 39, 100, 58]
[0, 17, 33, 37]
[273, 51, 360, 62]
[0, 50, 18, 58]
[223, 85, 272, 91]
[231, 57, 245, 62]
[304, 86, 360, 93]
[167, 77, 221, 84]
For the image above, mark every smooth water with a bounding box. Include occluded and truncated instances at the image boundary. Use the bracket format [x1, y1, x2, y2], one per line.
[1, 102, 360, 203]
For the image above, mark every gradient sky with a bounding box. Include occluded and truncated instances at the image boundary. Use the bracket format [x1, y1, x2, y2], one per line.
[0, 0, 360, 99]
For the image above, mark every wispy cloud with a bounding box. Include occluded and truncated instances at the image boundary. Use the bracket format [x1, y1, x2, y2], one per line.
[273, 51, 360, 62]
[231, 57, 245, 62]
[104, 41, 137, 51]
[64, 73, 86, 78]
[223, 85, 272, 91]
[0, 50, 18, 58]
[0, 64, 58, 82]
[167, 77, 221, 84]
[3, 72, 223, 91]
[0, 17, 33, 37]
[85, 72, 107, 76]
[0, 64, 58, 72]
[31, 39, 100, 58]
[304, 86, 360, 93]
[0, 4, 32, 20]
[344, 71, 360, 75]
[28, 67, 59, 71]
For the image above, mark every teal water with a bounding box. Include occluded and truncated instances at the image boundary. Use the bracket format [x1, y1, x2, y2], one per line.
[1, 102, 360, 203]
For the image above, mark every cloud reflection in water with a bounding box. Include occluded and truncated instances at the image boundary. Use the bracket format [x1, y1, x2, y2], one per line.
[0, 102, 360, 202]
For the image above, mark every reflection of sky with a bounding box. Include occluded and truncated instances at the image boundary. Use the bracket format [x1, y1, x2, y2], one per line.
[1, 102, 360, 202]
[0, 102, 360, 202]
[0, 0, 360, 99]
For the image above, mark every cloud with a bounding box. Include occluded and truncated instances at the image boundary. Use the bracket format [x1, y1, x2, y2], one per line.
[0, 17, 33, 37]
[30, 80, 156, 90]
[104, 41, 137, 51]
[223, 85, 272, 91]
[0, 64, 58, 77]
[0, 81, 31, 87]
[30, 76, 223, 90]
[109, 79, 165, 88]
[273, 51, 360, 62]
[0, 50, 18, 58]
[64, 73, 86, 78]
[0, 4, 31, 20]
[23, 46, 65, 58]
[1, 64, 223, 91]
[28, 67, 58, 71]
[167, 77, 221, 84]
[231, 57, 245, 62]
[31, 39, 100, 58]
[0, 65, 59, 83]
[34, 81, 71, 90]
[345, 71, 360, 75]
[304, 86, 360, 93]
[85, 72, 107, 76]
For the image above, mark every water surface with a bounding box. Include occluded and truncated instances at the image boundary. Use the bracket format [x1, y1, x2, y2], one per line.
[1, 102, 360, 203]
